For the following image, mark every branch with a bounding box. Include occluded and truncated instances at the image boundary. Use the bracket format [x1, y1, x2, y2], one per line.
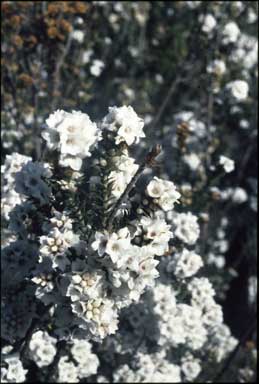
[106, 145, 162, 231]
[51, 33, 72, 110]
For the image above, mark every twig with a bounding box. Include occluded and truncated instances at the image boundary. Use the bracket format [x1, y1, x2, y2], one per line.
[51, 33, 72, 110]
[106, 145, 162, 231]
[213, 318, 257, 382]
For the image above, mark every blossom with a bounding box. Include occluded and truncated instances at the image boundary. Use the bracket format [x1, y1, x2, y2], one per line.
[71, 30, 84, 43]
[70, 340, 99, 378]
[170, 249, 203, 278]
[219, 155, 235, 173]
[1, 356, 27, 383]
[15, 161, 52, 205]
[226, 80, 249, 101]
[39, 227, 80, 270]
[206, 59, 226, 76]
[43, 110, 100, 170]
[222, 21, 240, 44]
[173, 212, 200, 245]
[29, 331, 57, 368]
[57, 357, 79, 383]
[181, 354, 201, 381]
[90, 59, 105, 76]
[66, 269, 105, 301]
[146, 177, 181, 211]
[183, 153, 201, 171]
[102, 106, 145, 146]
[200, 14, 217, 33]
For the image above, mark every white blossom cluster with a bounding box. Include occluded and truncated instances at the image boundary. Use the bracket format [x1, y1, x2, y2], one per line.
[1, 106, 177, 345]
[43, 110, 101, 170]
[0, 104, 244, 382]
[1, 153, 32, 220]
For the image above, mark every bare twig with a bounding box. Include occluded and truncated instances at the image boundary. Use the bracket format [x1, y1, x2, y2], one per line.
[51, 33, 72, 110]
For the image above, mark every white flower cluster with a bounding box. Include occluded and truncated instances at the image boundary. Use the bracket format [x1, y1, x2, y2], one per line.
[42, 110, 101, 170]
[1, 153, 32, 220]
[1, 103, 240, 382]
[168, 248, 203, 279]
[113, 350, 182, 383]
[108, 150, 139, 198]
[226, 80, 249, 101]
[146, 176, 181, 211]
[1, 355, 27, 383]
[101, 105, 145, 146]
[29, 331, 57, 367]
[65, 216, 173, 340]
[219, 155, 235, 173]
[172, 212, 200, 245]
[15, 161, 52, 205]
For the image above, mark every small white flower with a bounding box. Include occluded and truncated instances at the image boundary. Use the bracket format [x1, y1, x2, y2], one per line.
[219, 155, 235, 173]
[173, 212, 200, 245]
[71, 29, 85, 43]
[146, 177, 181, 211]
[200, 14, 217, 33]
[172, 249, 203, 278]
[226, 80, 249, 101]
[222, 21, 240, 44]
[90, 59, 105, 77]
[183, 153, 201, 171]
[207, 59, 226, 76]
[102, 106, 145, 146]
[43, 110, 100, 170]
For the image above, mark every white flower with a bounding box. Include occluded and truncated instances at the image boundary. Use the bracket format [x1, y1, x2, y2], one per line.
[2, 356, 27, 383]
[102, 106, 145, 146]
[222, 21, 240, 44]
[105, 228, 132, 265]
[173, 212, 200, 245]
[226, 80, 249, 101]
[232, 187, 248, 203]
[70, 340, 99, 378]
[82, 49, 93, 64]
[207, 59, 226, 76]
[15, 161, 52, 205]
[57, 357, 79, 383]
[146, 177, 181, 211]
[140, 216, 173, 256]
[188, 277, 216, 309]
[71, 29, 84, 43]
[183, 153, 201, 171]
[39, 228, 80, 270]
[201, 14, 217, 33]
[43, 110, 100, 170]
[90, 59, 105, 77]
[91, 231, 109, 256]
[219, 155, 235, 173]
[29, 331, 57, 368]
[181, 355, 201, 381]
[67, 270, 104, 301]
[172, 249, 203, 278]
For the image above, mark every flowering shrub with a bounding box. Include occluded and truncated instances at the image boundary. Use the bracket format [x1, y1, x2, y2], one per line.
[1, 1, 257, 383]
[0, 105, 240, 382]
